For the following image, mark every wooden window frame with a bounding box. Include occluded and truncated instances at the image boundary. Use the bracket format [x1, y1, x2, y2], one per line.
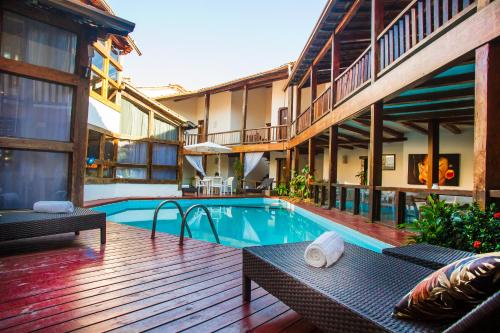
[90, 39, 123, 111]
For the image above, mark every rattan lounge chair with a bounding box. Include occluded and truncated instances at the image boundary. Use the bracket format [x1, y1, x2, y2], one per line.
[245, 178, 274, 194]
[382, 243, 473, 269]
[0, 208, 106, 244]
[242, 242, 499, 333]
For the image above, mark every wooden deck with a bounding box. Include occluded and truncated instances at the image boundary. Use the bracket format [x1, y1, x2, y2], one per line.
[0, 223, 319, 333]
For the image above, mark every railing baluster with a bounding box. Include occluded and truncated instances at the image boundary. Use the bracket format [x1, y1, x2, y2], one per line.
[443, 0, 449, 23]
[399, 20, 405, 55]
[433, 0, 440, 31]
[452, 0, 458, 15]
[411, 7, 418, 46]
[405, 14, 411, 52]
[425, 0, 432, 36]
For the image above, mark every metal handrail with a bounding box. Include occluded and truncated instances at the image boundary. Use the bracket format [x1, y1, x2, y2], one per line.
[151, 200, 192, 239]
[179, 204, 220, 245]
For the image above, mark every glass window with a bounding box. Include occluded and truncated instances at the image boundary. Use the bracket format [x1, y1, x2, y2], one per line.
[87, 131, 100, 159]
[120, 99, 149, 137]
[0, 72, 73, 141]
[102, 165, 113, 178]
[108, 62, 119, 82]
[153, 117, 179, 141]
[110, 46, 121, 62]
[92, 50, 105, 71]
[152, 144, 177, 166]
[0, 149, 68, 209]
[104, 137, 115, 160]
[117, 140, 147, 164]
[1, 11, 77, 73]
[90, 71, 104, 96]
[107, 84, 118, 103]
[152, 168, 177, 181]
[116, 167, 147, 179]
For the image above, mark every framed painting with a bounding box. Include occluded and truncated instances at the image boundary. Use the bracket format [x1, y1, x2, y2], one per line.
[382, 154, 396, 170]
[408, 154, 460, 186]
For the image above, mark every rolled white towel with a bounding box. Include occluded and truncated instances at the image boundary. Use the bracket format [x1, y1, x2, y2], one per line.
[33, 201, 74, 214]
[304, 231, 344, 268]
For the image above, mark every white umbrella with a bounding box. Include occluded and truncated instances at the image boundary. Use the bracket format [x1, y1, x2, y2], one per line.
[184, 141, 232, 175]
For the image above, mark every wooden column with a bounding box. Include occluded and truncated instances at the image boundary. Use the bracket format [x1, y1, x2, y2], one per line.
[241, 85, 248, 144]
[308, 138, 315, 176]
[371, 0, 384, 82]
[293, 147, 300, 174]
[310, 66, 317, 124]
[331, 34, 340, 105]
[71, 31, 93, 206]
[368, 102, 383, 221]
[474, 42, 500, 208]
[427, 119, 440, 189]
[285, 149, 292, 183]
[203, 94, 210, 141]
[239, 152, 245, 189]
[177, 128, 184, 189]
[328, 125, 339, 209]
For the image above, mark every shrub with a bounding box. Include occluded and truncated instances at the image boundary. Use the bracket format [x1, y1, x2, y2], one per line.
[276, 183, 288, 196]
[403, 196, 500, 253]
[289, 166, 314, 199]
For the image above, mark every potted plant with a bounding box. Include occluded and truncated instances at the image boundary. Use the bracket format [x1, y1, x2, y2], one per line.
[232, 159, 244, 193]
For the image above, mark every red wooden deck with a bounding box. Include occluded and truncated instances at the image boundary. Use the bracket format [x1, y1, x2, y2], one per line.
[0, 223, 319, 333]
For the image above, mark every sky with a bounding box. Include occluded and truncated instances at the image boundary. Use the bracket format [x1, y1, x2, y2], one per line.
[106, 0, 328, 90]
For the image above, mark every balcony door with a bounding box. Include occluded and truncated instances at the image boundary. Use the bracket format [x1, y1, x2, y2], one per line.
[278, 107, 288, 140]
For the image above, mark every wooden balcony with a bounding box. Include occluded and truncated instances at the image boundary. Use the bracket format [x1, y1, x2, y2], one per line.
[334, 46, 371, 103]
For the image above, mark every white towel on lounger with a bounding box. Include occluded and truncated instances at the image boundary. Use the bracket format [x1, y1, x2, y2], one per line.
[304, 231, 344, 268]
[33, 201, 74, 214]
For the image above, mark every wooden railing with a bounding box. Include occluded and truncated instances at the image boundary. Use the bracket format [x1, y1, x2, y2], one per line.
[184, 133, 201, 145]
[207, 130, 241, 145]
[334, 46, 371, 103]
[313, 87, 331, 122]
[378, 0, 475, 72]
[243, 125, 287, 144]
[296, 106, 311, 134]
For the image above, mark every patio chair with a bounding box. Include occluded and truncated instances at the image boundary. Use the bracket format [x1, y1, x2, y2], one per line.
[194, 176, 209, 195]
[223, 177, 234, 195]
[211, 177, 223, 195]
[242, 242, 499, 333]
[245, 177, 274, 194]
[0, 208, 106, 244]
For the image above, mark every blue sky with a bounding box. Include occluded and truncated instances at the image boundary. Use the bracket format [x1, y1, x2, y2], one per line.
[107, 0, 327, 90]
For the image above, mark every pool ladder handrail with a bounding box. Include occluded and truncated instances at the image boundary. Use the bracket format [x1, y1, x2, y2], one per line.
[151, 200, 192, 239]
[179, 204, 220, 246]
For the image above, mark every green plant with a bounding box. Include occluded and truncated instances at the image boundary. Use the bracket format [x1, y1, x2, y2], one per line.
[232, 159, 244, 192]
[402, 196, 500, 253]
[276, 183, 288, 196]
[289, 166, 314, 199]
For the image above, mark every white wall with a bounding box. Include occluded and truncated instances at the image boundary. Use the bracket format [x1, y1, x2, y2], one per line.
[208, 91, 232, 132]
[246, 87, 272, 128]
[84, 184, 181, 201]
[271, 79, 288, 126]
[88, 97, 120, 133]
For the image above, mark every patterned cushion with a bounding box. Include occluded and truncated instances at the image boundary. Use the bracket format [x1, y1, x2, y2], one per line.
[393, 252, 500, 320]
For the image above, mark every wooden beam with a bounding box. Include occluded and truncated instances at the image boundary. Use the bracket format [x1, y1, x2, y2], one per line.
[285, 149, 292, 184]
[204, 94, 210, 141]
[400, 121, 428, 135]
[313, 36, 333, 67]
[354, 119, 404, 137]
[293, 147, 300, 173]
[473, 42, 500, 208]
[442, 123, 462, 134]
[335, 0, 363, 35]
[328, 125, 339, 209]
[308, 138, 315, 175]
[331, 33, 340, 105]
[339, 124, 370, 138]
[371, 0, 384, 81]
[427, 119, 440, 189]
[368, 102, 383, 222]
[310, 66, 317, 125]
[241, 85, 248, 143]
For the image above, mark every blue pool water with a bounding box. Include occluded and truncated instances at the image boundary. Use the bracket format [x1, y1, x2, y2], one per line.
[92, 198, 391, 252]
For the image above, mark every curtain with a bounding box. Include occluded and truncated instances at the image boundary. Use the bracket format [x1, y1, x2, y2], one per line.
[120, 99, 149, 137]
[185, 155, 205, 176]
[244, 152, 264, 177]
[0, 73, 73, 141]
[152, 144, 177, 166]
[153, 117, 178, 141]
[117, 140, 148, 164]
[0, 149, 68, 209]
[152, 168, 177, 181]
[115, 167, 147, 180]
[1, 11, 77, 73]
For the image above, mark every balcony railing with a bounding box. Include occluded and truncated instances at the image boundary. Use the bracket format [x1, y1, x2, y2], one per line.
[243, 125, 287, 144]
[313, 86, 331, 122]
[378, 0, 475, 72]
[296, 106, 311, 134]
[184, 133, 201, 146]
[207, 130, 241, 145]
[334, 46, 371, 103]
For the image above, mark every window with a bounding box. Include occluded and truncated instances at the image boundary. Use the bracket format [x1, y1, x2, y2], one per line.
[90, 39, 122, 107]
[0, 72, 73, 141]
[152, 144, 177, 166]
[116, 167, 147, 180]
[120, 99, 149, 137]
[117, 140, 147, 164]
[0, 149, 68, 209]
[1, 11, 77, 73]
[152, 168, 177, 181]
[154, 117, 179, 141]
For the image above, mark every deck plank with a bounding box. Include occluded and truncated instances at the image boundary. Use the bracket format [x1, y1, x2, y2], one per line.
[0, 223, 317, 332]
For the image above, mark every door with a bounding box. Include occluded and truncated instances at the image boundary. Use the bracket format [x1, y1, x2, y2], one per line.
[197, 120, 204, 143]
[276, 158, 286, 185]
[278, 107, 288, 140]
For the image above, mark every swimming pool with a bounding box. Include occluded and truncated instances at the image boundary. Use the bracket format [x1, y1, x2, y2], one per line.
[92, 198, 391, 252]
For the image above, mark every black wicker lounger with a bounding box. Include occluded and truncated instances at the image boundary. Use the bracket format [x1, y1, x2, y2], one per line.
[0, 208, 106, 244]
[382, 243, 473, 269]
[242, 242, 499, 333]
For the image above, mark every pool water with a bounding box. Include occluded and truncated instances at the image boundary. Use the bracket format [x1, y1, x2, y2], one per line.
[92, 198, 390, 252]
